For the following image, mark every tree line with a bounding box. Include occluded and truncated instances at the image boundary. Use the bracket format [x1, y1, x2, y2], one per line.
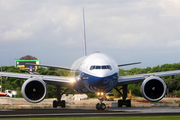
[1, 63, 180, 98]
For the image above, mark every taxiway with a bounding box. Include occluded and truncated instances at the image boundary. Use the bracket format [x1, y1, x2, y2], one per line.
[0, 107, 180, 118]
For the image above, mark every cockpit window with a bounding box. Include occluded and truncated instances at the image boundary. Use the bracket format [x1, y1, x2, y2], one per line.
[90, 66, 95, 70]
[90, 65, 112, 70]
[107, 65, 112, 70]
[102, 66, 107, 69]
[96, 66, 101, 69]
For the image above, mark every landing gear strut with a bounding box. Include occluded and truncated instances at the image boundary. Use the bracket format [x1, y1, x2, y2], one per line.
[96, 96, 106, 110]
[115, 85, 131, 107]
[53, 86, 69, 108]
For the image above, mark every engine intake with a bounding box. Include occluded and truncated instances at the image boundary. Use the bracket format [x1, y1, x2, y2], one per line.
[21, 78, 47, 103]
[141, 76, 167, 102]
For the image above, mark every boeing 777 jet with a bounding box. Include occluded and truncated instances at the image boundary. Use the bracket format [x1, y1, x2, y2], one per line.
[0, 9, 180, 110]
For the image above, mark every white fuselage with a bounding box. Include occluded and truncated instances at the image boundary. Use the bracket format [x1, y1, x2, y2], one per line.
[71, 53, 119, 93]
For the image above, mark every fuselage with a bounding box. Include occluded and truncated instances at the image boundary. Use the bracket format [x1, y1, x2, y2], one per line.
[70, 52, 119, 93]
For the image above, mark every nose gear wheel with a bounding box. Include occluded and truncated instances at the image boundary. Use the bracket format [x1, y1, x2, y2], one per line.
[96, 96, 106, 110]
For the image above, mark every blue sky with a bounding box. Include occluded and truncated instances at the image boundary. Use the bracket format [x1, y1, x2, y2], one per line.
[0, 0, 180, 70]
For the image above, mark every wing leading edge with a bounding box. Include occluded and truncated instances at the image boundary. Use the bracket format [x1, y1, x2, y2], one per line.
[25, 63, 71, 70]
[116, 70, 180, 86]
[0, 72, 73, 87]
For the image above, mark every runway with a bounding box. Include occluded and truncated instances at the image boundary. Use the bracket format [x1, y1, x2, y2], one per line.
[0, 107, 180, 118]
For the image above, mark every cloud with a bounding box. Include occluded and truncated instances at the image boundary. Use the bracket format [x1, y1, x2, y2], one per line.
[1, 0, 180, 68]
[159, 0, 180, 17]
[1, 29, 33, 41]
[167, 40, 180, 47]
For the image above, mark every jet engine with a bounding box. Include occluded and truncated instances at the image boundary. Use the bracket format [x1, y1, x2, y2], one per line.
[141, 76, 167, 102]
[21, 78, 47, 103]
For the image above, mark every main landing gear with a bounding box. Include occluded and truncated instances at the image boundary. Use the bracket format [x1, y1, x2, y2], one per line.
[53, 86, 69, 108]
[96, 96, 106, 110]
[115, 85, 131, 107]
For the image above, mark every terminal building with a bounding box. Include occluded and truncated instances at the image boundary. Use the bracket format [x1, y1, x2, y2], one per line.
[15, 55, 40, 74]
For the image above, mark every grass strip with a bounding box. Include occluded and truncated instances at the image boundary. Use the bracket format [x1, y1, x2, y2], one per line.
[1, 116, 180, 120]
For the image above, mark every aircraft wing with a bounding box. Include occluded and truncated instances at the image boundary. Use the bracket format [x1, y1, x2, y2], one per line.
[25, 63, 71, 70]
[0, 72, 73, 87]
[116, 70, 180, 86]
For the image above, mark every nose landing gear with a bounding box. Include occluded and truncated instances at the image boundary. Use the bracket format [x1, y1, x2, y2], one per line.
[96, 96, 106, 110]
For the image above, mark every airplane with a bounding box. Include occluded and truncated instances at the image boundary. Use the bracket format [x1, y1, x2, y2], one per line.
[1, 9, 180, 110]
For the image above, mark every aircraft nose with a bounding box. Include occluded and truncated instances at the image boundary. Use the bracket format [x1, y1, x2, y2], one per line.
[90, 73, 118, 92]
[81, 71, 118, 93]
[92, 70, 111, 77]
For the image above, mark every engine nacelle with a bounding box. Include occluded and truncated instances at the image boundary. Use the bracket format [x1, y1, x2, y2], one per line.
[21, 78, 47, 103]
[141, 76, 167, 102]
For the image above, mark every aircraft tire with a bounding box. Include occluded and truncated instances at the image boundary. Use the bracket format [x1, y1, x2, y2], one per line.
[118, 99, 131, 107]
[61, 100, 66, 108]
[53, 100, 57, 108]
[118, 100, 123, 107]
[96, 103, 100, 110]
[126, 100, 131, 107]
[100, 103, 106, 110]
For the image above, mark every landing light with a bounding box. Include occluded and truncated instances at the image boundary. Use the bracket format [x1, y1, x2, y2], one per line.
[70, 78, 76, 83]
[97, 92, 104, 96]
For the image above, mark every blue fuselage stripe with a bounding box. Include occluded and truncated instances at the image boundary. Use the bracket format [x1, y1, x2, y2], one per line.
[79, 71, 118, 93]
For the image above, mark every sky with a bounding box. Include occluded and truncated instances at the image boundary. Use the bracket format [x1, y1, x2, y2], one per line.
[0, 0, 180, 70]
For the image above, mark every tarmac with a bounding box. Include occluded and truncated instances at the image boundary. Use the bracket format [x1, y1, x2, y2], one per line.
[0, 97, 180, 118]
[0, 107, 180, 118]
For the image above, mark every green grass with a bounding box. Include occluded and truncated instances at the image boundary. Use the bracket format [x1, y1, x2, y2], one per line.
[174, 100, 180, 103]
[1, 116, 180, 120]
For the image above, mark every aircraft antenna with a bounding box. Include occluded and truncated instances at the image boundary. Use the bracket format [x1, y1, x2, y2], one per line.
[83, 7, 87, 56]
